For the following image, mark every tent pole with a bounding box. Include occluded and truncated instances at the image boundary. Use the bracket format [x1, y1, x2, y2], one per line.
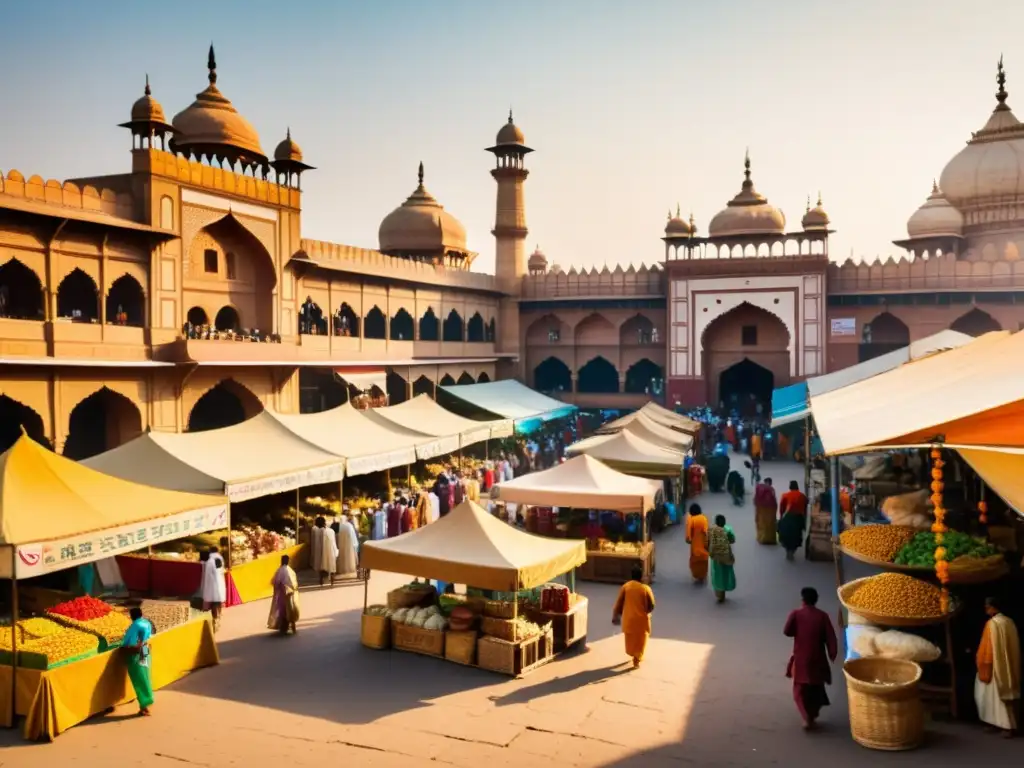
[406, 464, 412, 489]
[485, 439, 489, 462]
[295, 488, 300, 540]
[363, 570, 369, 610]
[385, 468, 392, 503]
[226, 502, 232, 569]
[803, 416, 811, 494]
[458, 436, 463, 472]
[8, 546, 18, 729]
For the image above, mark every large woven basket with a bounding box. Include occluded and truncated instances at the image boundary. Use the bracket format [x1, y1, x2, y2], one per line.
[837, 577, 956, 627]
[387, 585, 436, 610]
[844, 658, 924, 751]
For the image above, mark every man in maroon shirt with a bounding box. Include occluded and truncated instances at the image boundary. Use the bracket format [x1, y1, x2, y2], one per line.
[784, 587, 838, 730]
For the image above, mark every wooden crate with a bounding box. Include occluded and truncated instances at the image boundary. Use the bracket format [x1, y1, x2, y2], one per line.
[527, 595, 589, 652]
[444, 630, 477, 665]
[577, 543, 655, 585]
[361, 613, 391, 649]
[393, 622, 445, 657]
[477, 634, 546, 676]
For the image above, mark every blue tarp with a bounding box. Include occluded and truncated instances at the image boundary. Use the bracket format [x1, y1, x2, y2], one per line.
[771, 382, 809, 426]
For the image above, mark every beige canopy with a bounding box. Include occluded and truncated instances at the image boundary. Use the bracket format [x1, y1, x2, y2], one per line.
[597, 410, 692, 451]
[493, 454, 662, 513]
[359, 500, 586, 591]
[566, 429, 684, 478]
[83, 412, 345, 502]
[637, 403, 702, 435]
[361, 395, 509, 458]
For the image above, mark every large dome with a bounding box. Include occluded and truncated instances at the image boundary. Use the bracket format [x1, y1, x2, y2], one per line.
[378, 162, 468, 254]
[907, 182, 964, 239]
[708, 153, 786, 238]
[938, 59, 1024, 206]
[170, 46, 266, 164]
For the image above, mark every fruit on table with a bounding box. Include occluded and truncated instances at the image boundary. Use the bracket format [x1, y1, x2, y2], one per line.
[894, 530, 998, 568]
[82, 611, 132, 644]
[840, 525, 917, 562]
[20, 617, 64, 640]
[846, 573, 946, 618]
[48, 595, 112, 622]
[0, 625, 24, 648]
[21, 627, 99, 666]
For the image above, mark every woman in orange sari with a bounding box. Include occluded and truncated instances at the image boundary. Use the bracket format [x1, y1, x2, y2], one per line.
[612, 565, 656, 669]
[685, 503, 710, 584]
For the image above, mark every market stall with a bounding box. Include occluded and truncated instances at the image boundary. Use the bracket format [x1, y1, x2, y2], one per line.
[629, 402, 703, 437]
[493, 455, 662, 583]
[363, 394, 513, 453]
[0, 433, 226, 734]
[359, 499, 587, 675]
[595, 410, 692, 453]
[438, 379, 577, 424]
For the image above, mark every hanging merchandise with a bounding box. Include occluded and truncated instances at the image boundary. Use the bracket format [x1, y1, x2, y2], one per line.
[929, 447, 949, 613]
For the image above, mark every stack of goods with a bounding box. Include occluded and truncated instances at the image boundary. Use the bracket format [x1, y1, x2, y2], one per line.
[839, 525, 918, 562]
[597, 540, 643, 555]
[138, 599, 192, 634]
[364, 605, 391, 619]
[387, 580, 436, 610]
[236, 524, 295, 559]
[480, 615, 544, 642]
[880, 489, 933, 529]
[227, 530, 253, 565]
[47, 596, 131, 650]
[19, 627, 99, 669]
[850, 627, 942, 663]
[841, 573, 950, 621]
[540, 584, 570, 613]
[0, 617, 67, 662]
[390, 605, 449, 632]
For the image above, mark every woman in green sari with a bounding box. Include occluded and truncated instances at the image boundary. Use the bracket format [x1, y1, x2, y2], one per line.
[123, 606, 155, 715]
[708, 514, 736, 603]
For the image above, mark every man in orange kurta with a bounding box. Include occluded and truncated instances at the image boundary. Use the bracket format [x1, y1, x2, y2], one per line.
[612, 565, 655, 669]
[686, 504, 710, 583]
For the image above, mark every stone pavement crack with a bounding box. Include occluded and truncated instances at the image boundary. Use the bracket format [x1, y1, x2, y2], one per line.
[599, 694, 665, 713]
[523, 724, 630, 749]
[153, 754, 210, 766]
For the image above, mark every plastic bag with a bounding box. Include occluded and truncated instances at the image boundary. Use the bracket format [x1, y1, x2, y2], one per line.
[873, 630, 941, 662]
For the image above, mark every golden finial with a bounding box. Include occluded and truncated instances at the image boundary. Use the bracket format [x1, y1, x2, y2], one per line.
[676, 203, 681, 217]
[931, 178, 939, 194]
[144, 73, 151, 96]
[667, 209, 672, 220]
[997, 55, 1008, 108]
[816, 191, 823, 207]
[806, 195, 811, 213]
[417, 161, 424, 186]
[207, 43, 217, 85]
[508, 108, 514, 124]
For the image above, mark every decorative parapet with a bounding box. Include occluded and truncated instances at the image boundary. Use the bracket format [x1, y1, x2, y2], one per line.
[521, 263, 665, 299]
[299, 238, 502, 293]
[0, 170, 134, 220]
[828, 253, 1024, 293]
[132, 148, 302, 210]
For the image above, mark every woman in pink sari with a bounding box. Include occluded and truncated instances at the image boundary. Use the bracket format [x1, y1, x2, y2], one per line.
[753, 477, 779, 545]
[268, 554, 300, 635]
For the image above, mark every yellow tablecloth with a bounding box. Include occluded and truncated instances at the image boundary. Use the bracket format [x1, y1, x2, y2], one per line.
[0, 616, 219, 740]
[231, 543, 307, 603]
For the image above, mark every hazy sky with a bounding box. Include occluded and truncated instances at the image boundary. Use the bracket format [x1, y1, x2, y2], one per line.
[1, 1, 1021, 274]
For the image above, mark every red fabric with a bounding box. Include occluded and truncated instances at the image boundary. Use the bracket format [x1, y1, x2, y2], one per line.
[387, 505, 402, 537]
[780, 490, 808, 518]
[114, 555, 241, 607]
[754, 483, 778, 509]
[793, 682, 830, 722]
[483, 469, 495, 490]
[784, 606, 837, 686]
[401, 506, 413, 534]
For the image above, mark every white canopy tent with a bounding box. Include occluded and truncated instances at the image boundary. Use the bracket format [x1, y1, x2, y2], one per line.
[440, 379, 576, 422]
[362, 394, 511, 456]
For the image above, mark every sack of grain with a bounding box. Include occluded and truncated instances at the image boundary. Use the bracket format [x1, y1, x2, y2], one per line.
[881, 489, 932, 527]
[873, 630, 941, 662]
[851, 625, 883, 658]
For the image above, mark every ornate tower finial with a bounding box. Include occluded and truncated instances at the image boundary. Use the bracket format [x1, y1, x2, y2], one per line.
[676, 203, 681, 217]
[806, 195, 811, 213]
[208, 43, 217, 85]
[743, 148, 751, 184]
[816, 191, 823, 206]
[144, 73, 151, 96]
[667, 209, 672, 220]
[417, 160, 424, 186]
[286, 126, 291, 140]
[508, 108, 514, 124]
[689, 211, 696, 228]
[932, 178, 939, 194]
[996, 55, 1008, 108]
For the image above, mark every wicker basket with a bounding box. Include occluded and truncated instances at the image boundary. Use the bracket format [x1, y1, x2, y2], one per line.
[483, 600, 516, 619]
[444, 630, 477, 665]
[837, 577, 957, 627]
[387, 585, 436, 610]
[393, 622, 445, 657]
[360, 613, 391, 649]
[840, 547, 1010, 585]
[844, 658, 924, 751]
[481, 616, 543, 643]
[477, 635, 518, 674]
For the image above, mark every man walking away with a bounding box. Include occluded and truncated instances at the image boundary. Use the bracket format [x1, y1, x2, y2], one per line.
[784, 587, 837, 730]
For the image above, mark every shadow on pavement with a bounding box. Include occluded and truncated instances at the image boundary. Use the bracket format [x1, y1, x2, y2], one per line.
[489, 664, 628, 707]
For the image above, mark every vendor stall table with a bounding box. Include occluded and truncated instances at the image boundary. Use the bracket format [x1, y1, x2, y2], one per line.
[0, 617, 219, 741]
[577, 543, 655, 585]
[526, 595, 588, 652]
[231, 544, 307, 603]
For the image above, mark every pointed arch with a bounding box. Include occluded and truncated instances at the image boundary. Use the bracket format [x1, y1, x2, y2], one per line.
[457, 371, 475, 385]
[364, 306, 386, 339]
[412, 374, 435, 398]
[419, 307, 439, 341]
[859, 310, 910, 362]
[187, 306, 209, 327]
[0, 258, 44, 320]
[578, 356, 618, 393]
[950, 307, 1001, 337]
[574, 313, 615, 345]
[188, 379, 263, 432]
[106, 274, 145, 326]
[334, 302, 359, 337]
[477, 371, 491, 383]
[63, 386, 143, 460]
[387, 369, 410, 404]
[299, 297, 326, 335]
[533, 357, 572, 393]
[56, 267, 99, 321]
[443, 309, 464, 342]
[486, 318, 496, 342]
[620, 313, 656, 346]
[624, 359, 664, 394]
[0, 394, 49, 453]
[390, 308, 414, 341]
[439, 373, 456, 387]
[466, 312, 485, 342]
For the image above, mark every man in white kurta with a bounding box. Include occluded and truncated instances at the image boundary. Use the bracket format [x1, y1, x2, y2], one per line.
[976, 598, 1020, 735]
[312, 519, 339, 587]
[335, 515, 359, 577]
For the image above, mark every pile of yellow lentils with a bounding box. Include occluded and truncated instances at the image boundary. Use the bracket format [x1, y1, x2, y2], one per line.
[839, 525, 917, 563]
[845, 573, 946, 619]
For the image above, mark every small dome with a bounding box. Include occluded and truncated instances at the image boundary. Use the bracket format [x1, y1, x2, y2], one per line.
[664, 205, 693, 237]
[130, 76, 167, 123]
[171, 46, 265, 162]
[379, 162, 467, 254]
[708, 153, 786, 238]
[907, 182, 964, 239]
[274, 128, 303, 162]
[528, 246, 548, 271]
[801, 194, 830, 231]
[939, 58, 1024, 205]
[495, 110, 526, 146]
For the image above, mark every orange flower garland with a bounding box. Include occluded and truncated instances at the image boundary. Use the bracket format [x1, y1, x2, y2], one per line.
[978, 482, 988, 525]
[930, 447, 949, 613]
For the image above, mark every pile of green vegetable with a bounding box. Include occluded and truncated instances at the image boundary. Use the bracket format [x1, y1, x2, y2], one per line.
[893, 530, 997, 567]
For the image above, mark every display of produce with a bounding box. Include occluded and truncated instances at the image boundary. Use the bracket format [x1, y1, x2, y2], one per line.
[47, 595, 113, 622]
[893, 530, 998, 568]
[597, 540, 644, 555]
[839, 525, 917, 562]
[447, 606, 476, 632]
[20, 617, 64, 640]
[19, 627, 99, 668]
[880, 489, 933, 530]
[844, 573, 946, 619]
[390, 605, 448, 631]
[364, 604, 391, 617]
[508, 616, 543, 639]
[138, 600, 192, 634]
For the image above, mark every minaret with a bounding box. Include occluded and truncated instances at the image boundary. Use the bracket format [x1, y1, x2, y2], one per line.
[486, 111, 532, 372]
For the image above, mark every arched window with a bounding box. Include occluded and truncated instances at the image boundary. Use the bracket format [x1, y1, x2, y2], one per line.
[390, 308, 414, 340]
[187, 306, 209, 326]
[63, 387, 143, 460]
[105, 274, 145, 326]
[56, 268, 99, 322]
[577, 356, 619, 394]
[533, 357, 572, 393]
[0, 394, 49, 453]
[334, 303, 360, 337]
[486, 318, 496, 342]
[443, 309, 464, 342]
[0, 258, 44, 320]
[299, 297, 325, 335]
[214, 306, 241, 332]
[950, 308, 1001, 337]
[364, 306, 386, 339]
[419, 308, 439, 341]
[386, 370, 409, 404]
[160, 196, 174, 230]
[457, 372, 475, 385]
[188, 380, 263, 432]
[439, 374, 456, 387]
[412, 375, 435, 397]
[466, 312, 485, 342]
[477, 372, 491, 383]
[624, 359, 664, 394]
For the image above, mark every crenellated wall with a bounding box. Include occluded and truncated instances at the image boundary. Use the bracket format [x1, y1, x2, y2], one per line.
[0, 170, 135, 221]
[828, 252, 1024, 293]
[522, 263, 665, 299]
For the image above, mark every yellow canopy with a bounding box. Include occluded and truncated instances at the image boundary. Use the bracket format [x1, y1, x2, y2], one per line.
[359, 500, 586, 591]
[360, 395, 508, 458]
[494, 454, 662, 513]
[958, 448, 1024, 519]
[1, 434, 228, 579]
[597, 410, 692, 451]
[638, 403, 702, 435]
[812, 331, 1024, 455]
[566, 429, 684, 478]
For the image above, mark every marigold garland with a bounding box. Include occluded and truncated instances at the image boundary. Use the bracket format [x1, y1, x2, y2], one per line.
[978, 482, 988, 525]
[930, 447, 949, 613]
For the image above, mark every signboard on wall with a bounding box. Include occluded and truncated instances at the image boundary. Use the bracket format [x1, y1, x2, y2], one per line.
[830, 318, 856, 337]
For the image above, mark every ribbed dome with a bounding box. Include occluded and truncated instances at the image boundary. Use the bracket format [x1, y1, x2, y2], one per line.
[130, 76, 167, 123]
[708, 153, 786, 238]
[528, 246, 548, 271]
[274, 128, 303, 162]
[801, 194, 830, 231]
[495, 110, 526, 146]
[664, 205, 693, 237]
[378, 162, 467, 254]
[907, 182, 964, 239]
[939, 58, 1024, 205]
[170, 46, 266, 163]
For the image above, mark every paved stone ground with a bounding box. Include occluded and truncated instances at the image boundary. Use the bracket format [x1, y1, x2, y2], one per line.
[1, 455, 1020, 767]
